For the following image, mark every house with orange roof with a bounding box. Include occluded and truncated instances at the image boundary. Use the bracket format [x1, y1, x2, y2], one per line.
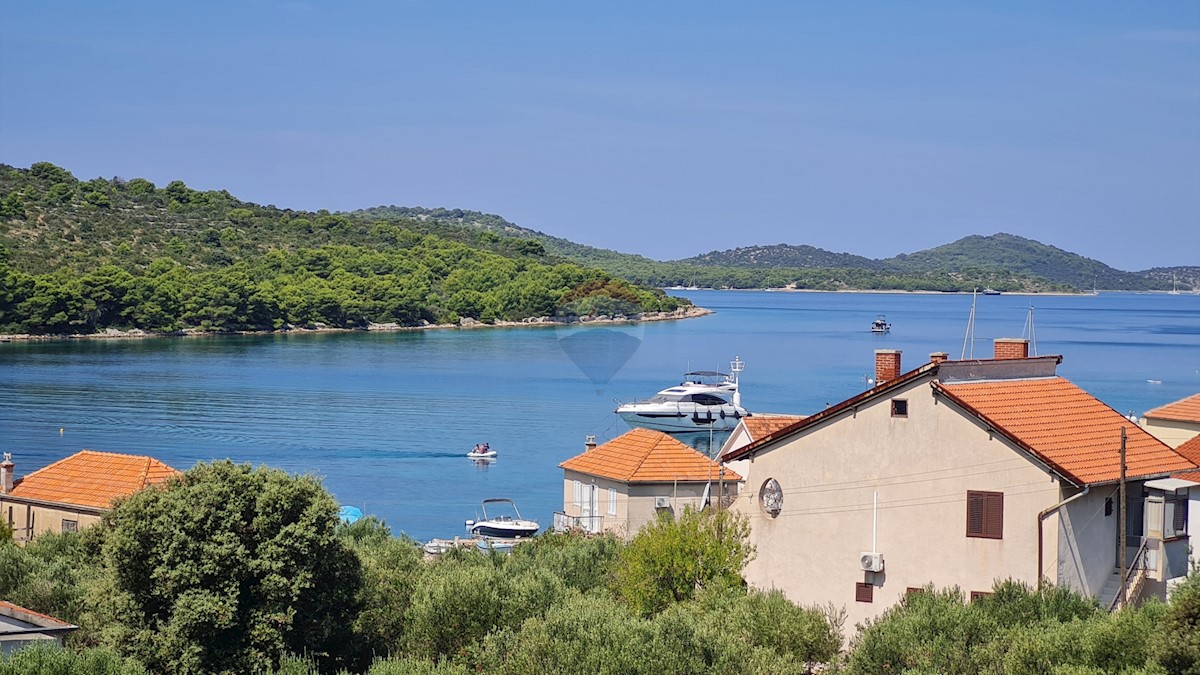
[723, 340, 1196, 632]
[0, 450, 180, 543]
[1140, 392, 1200, 448]
[555, 428, 740, 537]
[0, 599, 77, 655]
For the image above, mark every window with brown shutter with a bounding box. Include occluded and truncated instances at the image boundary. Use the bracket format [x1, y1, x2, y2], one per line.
[970, 590, 993, 602]
[856, 582, 874, 603]
[966, 490, 1003, 539]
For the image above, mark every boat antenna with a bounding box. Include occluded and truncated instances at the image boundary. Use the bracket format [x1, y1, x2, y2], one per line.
[730, 356, 745, 408]
[960, 288, 978, 359]
[1021, 305, 1038, 356]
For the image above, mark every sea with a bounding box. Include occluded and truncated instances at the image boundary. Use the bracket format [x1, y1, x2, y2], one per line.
[1, 290, 1198, 542]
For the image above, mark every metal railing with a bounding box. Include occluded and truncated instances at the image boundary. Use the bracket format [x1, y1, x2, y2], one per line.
[1110, 539, 1150, 612]
[552, 512, 603, 534]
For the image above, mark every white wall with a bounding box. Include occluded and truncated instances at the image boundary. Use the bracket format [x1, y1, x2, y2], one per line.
[731, 377, 1063, 633]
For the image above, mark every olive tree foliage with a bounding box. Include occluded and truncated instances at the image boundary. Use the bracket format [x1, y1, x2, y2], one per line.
[1155, 569, 1200, 674]
[96, 461, 364, 675]
[611, 507, 754, 617]
[0, 642, 146, 675]
[843, 579, 1171, 675]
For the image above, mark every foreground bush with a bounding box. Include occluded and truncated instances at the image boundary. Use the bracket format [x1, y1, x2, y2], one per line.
[0, 643, 145, 675]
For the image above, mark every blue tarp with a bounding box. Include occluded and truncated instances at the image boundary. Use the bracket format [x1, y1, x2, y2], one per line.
[339, 505, 363, 524]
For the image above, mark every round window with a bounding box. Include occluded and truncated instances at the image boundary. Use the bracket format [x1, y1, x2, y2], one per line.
[759, 478, 783, 518]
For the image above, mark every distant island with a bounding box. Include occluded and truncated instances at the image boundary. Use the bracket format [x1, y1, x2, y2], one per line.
[1, 161, 1194, 337]
[356, 206, 1197, 294]
[0, 163, 688, 336]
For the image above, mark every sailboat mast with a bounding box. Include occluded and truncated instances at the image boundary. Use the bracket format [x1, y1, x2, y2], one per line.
[960, 288, 978, 360]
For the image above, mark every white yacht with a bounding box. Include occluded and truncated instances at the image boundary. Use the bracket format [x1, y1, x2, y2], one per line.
[615, 357, 750, 432]
[465, 498, 540, 539]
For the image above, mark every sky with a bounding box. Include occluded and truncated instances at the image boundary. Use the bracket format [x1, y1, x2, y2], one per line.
[2, 2, 1197, 270]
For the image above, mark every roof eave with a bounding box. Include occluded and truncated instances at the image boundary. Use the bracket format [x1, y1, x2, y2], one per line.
[725, 362, 938, 462]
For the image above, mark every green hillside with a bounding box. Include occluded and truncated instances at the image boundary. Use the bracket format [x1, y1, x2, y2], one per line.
[0, 163, 685, 335]
[884, 233, 1170, 291]
[358, 208, 1079, 292]
[675, 244, 881, 270]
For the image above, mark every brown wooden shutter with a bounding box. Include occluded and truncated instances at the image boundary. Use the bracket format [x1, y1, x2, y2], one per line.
[1173, 498, 1187, 534]
[966, 491, 985, 536]
[967, 490, 1003, 539]
[984, 492, 1004, 539]
[856, 582, 874, 603]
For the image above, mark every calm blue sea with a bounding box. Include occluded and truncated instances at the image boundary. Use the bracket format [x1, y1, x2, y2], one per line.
[1, 291, 1198, 541]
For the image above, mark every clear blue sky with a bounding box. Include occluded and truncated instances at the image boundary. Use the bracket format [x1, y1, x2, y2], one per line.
[2, 2, 1197, 269]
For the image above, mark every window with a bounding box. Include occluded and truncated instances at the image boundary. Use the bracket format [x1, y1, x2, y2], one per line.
[891, 399, 908, 417]
[572, 480, 582, 509]
[970, 591, 992, 602]
[856, 582, 874, 603]
[608, 488, 617, 516]
[1105, 497, 1113, 517]
[966, 490, 1004, 539]
[61, 519, 78, 533]
[1165, 493, 1188, 539]
[906, 587, 927, 597]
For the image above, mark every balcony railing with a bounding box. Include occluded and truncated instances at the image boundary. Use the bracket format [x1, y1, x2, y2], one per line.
[552, 512, 603, 533]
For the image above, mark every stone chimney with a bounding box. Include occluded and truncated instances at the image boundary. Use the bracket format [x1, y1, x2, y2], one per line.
[585, 435, 597, 452]
[875, 350, 901, 386]
[929, 351, 949, 365]
[1, 453, 13, 494]
[993, 338, 1029, 360]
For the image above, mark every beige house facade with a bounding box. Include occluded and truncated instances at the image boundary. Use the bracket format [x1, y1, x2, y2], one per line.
[1140, 392, 1200, 449]
[555, 429, 739, 538]
[724, 342, 1196, 632]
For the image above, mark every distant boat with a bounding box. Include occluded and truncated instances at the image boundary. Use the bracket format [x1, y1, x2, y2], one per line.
[982, 288, 1001, 296]
[870, 315, 891, 334]
[1168, 273, 1180, 295]
[466, 443, 496, 460]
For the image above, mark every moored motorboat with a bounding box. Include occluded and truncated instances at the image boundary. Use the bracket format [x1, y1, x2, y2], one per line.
[466, 498, 540, 539]
[870, 315, 891, 333]
[615, 356, 750, 433]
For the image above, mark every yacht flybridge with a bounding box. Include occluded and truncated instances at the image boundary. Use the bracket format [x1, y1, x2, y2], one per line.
[615, 357, 751, 432]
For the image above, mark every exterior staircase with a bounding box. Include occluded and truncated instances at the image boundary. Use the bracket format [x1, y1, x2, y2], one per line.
[1099, 545, 1149, 611]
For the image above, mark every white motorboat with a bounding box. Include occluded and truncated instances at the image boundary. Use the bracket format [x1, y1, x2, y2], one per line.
[870, 315, 891, 333]
[465, 498, 540, 539]
[466, 443, 497, 459]
[615, 357, 750, 433]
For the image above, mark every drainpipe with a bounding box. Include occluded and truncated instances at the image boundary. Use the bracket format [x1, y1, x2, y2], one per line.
[1037, 485, 1090, 590]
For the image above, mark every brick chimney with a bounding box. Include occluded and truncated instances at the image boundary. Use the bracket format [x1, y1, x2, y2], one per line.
[585, 435, 597, 452]
[993, 338, 1029, 360]
[929, 351, 949, 365]
[1, 453, 13, 494]
[875, 350, 901, 386]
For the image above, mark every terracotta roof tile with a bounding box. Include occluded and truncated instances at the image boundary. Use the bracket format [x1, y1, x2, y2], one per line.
[1174, 434, 1200, 467]
[741, 415, 807, 441]
[1143, 393, 1200, 424]
[560, 428, 740, 483]
[9, 450, 180, 509]
[940, 378, 1195, 485]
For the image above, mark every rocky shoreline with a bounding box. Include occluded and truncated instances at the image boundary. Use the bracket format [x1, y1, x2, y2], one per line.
[0, 305, 713, 342]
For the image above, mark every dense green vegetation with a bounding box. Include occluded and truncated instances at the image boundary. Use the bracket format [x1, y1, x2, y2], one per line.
[3, 464, 1198, 674]
[356, 208, 1077, 292]
[0, 163, 685, 335]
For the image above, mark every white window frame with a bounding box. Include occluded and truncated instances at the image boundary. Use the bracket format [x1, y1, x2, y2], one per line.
[573, 480, 582, 509]
[608, 487, 618, 516]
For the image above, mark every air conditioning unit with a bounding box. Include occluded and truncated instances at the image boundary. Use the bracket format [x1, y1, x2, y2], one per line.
[860, 552, 885, 573]
[654, 496, 671, 509]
